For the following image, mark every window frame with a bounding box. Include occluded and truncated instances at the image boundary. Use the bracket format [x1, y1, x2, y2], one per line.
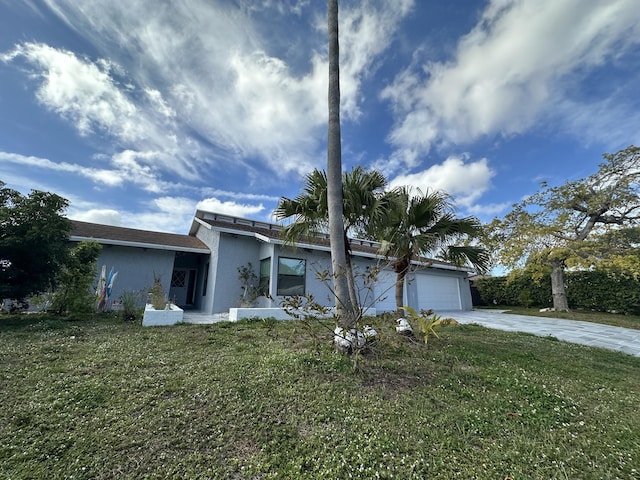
[276, 257, 306, 296]
[259, 257, 271, 296]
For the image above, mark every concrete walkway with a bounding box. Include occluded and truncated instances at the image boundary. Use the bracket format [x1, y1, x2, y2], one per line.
[437, 309, 640, 358]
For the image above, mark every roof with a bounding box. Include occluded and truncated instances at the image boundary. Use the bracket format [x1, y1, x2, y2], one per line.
[70, 220, 210, 254]
[192, 210, 466, 271]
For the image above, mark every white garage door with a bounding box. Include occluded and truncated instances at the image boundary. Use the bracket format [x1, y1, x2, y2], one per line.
[416, 274, 461, 311]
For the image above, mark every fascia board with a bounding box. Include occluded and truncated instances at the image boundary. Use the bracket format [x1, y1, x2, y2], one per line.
[69, 236, 210, 254]
[189, 217, 211, 235]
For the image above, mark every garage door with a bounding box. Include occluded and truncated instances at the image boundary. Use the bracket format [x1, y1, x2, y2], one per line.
[415, 274, 461, 311]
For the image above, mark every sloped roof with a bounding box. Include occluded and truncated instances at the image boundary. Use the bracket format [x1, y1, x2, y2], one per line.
[70, 220, 210, 254]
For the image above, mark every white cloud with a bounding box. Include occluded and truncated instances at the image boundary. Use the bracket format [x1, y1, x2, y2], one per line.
[152, 196, 196, 217]
[10, 0, 413, 179]
[0, 149, 174, 193]
[70, 209, 122, 226]
[0, 150, 119, 185]
[337, 0, 415, 120]
[197, 198, 265, 219]
[382, 0, 640, 165]
[465, 202, 511, 218]
[389, 155, 495, 208]
[2, 42, 140, 140]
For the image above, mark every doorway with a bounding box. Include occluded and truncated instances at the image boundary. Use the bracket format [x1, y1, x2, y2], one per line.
[170, 268, 197, 308]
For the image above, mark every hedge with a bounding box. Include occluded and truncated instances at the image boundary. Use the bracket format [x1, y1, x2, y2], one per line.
[474, 270, 640, 315]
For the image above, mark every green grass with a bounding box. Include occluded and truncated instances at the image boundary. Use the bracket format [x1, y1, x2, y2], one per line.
[484, 306, 640, 330]
[1, 314, 639, 479]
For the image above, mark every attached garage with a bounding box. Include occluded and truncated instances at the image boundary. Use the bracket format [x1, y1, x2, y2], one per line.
[375, 268, 471, 314]
[414, 273, 463, 311]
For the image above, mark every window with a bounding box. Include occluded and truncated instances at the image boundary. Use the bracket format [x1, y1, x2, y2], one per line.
[171, 270, 186, 288]
[202, 263, 209, 296]
[259, 257, 271, 296]
[277, 257, 306, 296]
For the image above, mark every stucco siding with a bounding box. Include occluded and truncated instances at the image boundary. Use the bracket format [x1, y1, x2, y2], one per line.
[374, 269, 406, 313]
[92, 245, 175, 306]
[211, 233, 261, 313]
[195, 225, 219, 314]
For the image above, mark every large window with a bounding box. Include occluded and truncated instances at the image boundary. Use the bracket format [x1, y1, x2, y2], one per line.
[259, 257, 271, 296]
[277, 257, 306, 296]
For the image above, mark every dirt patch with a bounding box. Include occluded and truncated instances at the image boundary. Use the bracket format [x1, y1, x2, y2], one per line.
[358, 366, 435, 397]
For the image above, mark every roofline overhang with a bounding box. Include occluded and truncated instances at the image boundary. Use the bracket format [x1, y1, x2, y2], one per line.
[69, 235, 210, 254]
[195, 210, 471, 273]
[189, 216, 212, 235]
[213, 228, 469, 272]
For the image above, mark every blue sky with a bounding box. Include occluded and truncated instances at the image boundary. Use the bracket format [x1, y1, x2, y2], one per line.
[1, 0, 639, 234]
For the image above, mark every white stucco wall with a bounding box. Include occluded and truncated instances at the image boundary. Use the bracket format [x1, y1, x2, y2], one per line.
[91, 245, 175, 307]
[211, 233, 261, 313]
[195, 226, 219, 314]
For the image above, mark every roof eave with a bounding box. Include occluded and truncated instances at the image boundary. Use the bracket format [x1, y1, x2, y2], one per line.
[69, 236, 210, 254]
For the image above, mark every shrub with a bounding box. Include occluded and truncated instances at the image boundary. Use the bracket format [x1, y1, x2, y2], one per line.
[476, 268, 640, 314]
[51, 241, 101, 318]
[149, 275, 168, 310]
[120, 290, 144, 321]
[567, 270, 640, 315]
[475, 274, 551, 307]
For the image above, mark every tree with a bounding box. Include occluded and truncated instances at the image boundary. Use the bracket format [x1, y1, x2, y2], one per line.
[51, 241, 102, 317]
[275, 166, 390, 310]
[326, 0, 356, 335]
[0, 181, 72, 302]
[487, 146, 640, 311]
[375, 187, 489, 317]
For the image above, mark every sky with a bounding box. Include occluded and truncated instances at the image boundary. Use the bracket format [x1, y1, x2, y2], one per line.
[1, 0, 639, 235]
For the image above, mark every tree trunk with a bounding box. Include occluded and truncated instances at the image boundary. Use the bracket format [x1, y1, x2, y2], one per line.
[327, 0, 355, 333]
[394, 258, 410, 317]
[550, 259, 569, 311]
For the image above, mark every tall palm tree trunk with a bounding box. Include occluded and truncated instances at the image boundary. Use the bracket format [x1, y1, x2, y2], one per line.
[327, 0, 355, 330]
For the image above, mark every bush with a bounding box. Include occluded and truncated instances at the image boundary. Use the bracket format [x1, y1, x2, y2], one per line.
[476, 268, 640, 314]
[51, 241, 101, 318]
[475, 273, 551, 308]
[567, 270, 640, 315]
[119, 290, 144, 321]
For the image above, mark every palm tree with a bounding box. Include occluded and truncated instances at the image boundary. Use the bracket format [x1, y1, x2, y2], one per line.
[326, 0, 356, 335]
[275, 166, 390, 311]
[375, 187, 489, 317]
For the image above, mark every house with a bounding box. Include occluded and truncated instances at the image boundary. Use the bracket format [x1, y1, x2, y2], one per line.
[70, 209, 474, 317]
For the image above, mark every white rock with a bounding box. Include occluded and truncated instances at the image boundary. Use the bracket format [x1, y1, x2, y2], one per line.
[363, 325, 378, 339]
[334, 326, 366, 349]
[395, 318, 413, 334]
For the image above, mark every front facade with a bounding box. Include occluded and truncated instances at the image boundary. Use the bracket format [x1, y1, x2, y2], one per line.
[70, 210, 474, 315]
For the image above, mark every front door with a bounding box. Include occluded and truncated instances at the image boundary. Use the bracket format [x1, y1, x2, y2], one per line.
[170, 269, 197, 307]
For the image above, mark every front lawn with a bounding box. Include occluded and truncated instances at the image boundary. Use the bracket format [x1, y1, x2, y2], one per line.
[1, 315, 639, 479]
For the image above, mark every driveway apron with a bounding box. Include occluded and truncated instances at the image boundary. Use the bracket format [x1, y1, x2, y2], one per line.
[438, 309, 640, 358]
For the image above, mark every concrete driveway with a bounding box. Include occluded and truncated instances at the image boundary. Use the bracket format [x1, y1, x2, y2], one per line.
[438, 309, 640, 358]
